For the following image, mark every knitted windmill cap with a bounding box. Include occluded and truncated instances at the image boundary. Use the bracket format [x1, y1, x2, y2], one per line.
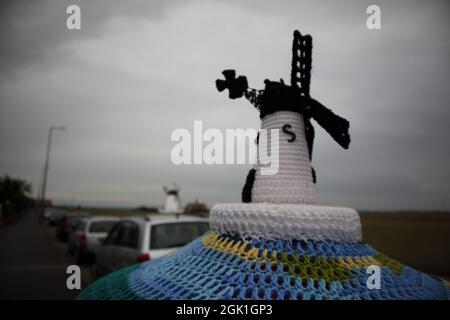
[78, 30, 449, 300]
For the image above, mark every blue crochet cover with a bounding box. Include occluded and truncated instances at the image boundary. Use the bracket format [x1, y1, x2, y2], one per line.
[78, 232, 449, 300]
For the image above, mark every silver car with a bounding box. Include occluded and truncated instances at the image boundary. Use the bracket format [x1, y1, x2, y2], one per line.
[68, 216, 120, 264]
[95, 215, 209, 278]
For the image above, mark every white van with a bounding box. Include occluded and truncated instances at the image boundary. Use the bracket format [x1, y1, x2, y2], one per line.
[95, 215, 209, 278]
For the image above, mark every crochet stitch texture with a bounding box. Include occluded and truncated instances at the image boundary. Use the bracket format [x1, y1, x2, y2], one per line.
[78, 30, 449, 300]
[78, 232, 449, 300]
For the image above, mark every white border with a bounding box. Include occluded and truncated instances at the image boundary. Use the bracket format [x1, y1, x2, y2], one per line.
[210, 203, 362, 242]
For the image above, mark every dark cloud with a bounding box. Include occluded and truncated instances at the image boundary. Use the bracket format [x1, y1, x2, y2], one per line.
[0, 0, 182, 79]
[0, 0, 449, 210]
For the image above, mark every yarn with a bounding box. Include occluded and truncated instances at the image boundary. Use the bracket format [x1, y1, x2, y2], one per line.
[215, 70, 248, 99]
[251, 111, 316, 204]
[242, 169, 256, 203]
[78, 232, 449, 300]
[209, 203, 362, 242]
[216, 30, 350, 187]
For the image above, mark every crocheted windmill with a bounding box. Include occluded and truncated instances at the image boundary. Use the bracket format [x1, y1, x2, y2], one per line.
[216, 30, 350, 205]
[78, 30, 449, 300]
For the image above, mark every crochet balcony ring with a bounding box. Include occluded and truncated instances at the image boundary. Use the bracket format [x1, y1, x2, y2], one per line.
[1, 1, 449, 305]
[76, 30, 449, 300]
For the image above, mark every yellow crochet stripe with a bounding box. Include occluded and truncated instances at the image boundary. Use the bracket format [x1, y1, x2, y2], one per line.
[203, 232, 251, 259]
[202, 232, 404, 278]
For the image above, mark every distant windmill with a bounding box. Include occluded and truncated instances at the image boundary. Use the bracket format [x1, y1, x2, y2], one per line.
[161, 183, 181, 214]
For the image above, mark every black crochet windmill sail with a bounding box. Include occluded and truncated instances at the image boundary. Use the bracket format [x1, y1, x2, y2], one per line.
[78, 30, 449, 300]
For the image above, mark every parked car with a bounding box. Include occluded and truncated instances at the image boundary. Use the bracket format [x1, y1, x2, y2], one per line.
[68, 216, 120, 264]
[47, 210, 67, 226]
[55, 211, 90, 242]
[95, 215, 209, 278]
[43, 209, 53, 221]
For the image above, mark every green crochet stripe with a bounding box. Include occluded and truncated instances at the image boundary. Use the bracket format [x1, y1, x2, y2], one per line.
[204, 232, 408, 284]
[269, 252, 405, 282]
[279, 253, 352, 282]
[373, 253, 405, 276]
[77, 265, 142, 300]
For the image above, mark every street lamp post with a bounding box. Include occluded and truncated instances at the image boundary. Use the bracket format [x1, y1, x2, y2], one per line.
[38, 126, 66, 220]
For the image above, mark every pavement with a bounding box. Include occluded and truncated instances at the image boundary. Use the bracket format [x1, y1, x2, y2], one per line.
[0, 210, 93, 299]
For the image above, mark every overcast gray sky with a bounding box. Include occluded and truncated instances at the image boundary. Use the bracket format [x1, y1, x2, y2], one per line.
[0, 0, 449, 210]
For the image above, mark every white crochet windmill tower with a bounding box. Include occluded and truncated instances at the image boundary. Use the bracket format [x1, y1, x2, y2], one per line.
[213, 30, 360, 242]
[251, 109, 316, 204]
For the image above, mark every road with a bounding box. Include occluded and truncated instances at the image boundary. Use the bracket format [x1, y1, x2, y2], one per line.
[0, 210, 92, 299]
